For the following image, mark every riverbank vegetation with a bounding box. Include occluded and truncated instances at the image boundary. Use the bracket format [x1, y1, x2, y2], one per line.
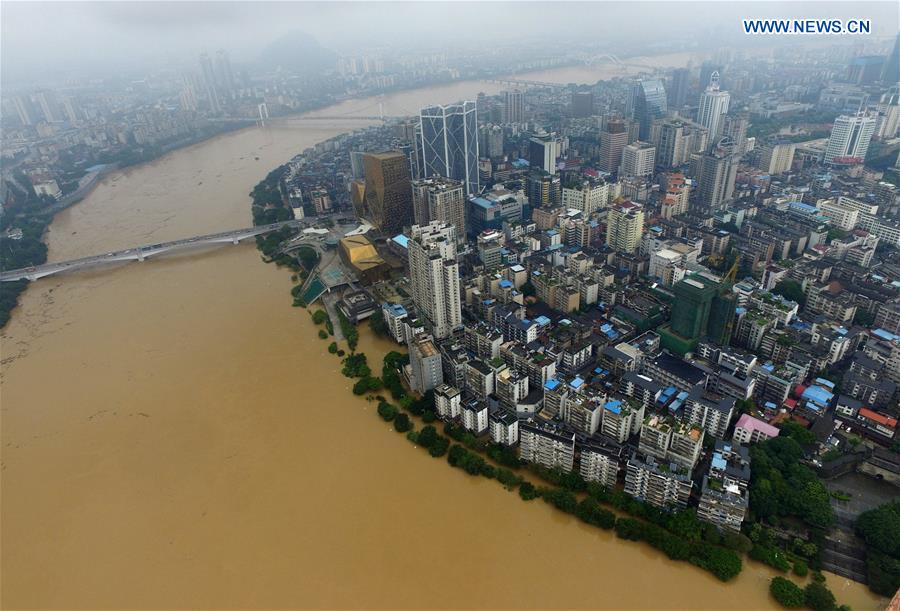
[854, 501, 900, 596]
[294, 318, 864, 606]
[337, 347, 748, 584]
[769, 576, 847, 611]
[0, 177, 57, 327]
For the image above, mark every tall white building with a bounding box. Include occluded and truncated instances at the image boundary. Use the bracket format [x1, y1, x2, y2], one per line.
[697, 72, 730, 142]
[606, 200, 645, 254]
[874, 86, 900, 140]
[199, 52, 221, 113]
[619, 141, 656, 177]
[411, 177, 466, 241]
[757, 142, 796, 175]
[408, 222, 462, 339]
[502, 89, 525, 124]
[561, 178, 609, 215]
[825, 114, 876, 164]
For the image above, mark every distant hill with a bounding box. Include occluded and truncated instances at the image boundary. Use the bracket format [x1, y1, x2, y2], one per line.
[256, 31, 337, 74]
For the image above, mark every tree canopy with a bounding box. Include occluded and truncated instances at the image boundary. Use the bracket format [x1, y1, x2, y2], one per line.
[856, 501, 900, 596]
[771, 279, 806, 307]
[749, 432, 833, 529]
[770, 577, 805, 608]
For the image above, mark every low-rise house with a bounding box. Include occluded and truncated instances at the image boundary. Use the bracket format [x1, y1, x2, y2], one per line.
[732, 413, 780, 445]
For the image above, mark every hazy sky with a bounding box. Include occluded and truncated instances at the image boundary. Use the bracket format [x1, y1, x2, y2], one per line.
[2, 1, 898, 86]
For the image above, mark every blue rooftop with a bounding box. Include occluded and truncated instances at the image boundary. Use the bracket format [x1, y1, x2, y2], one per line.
[790, 201, 818, 213]
[544, 379, 561, 391]
[499, 279, 513, 288]
[802, 385, 833, 407]
[391, 234, 409, 248]
[873, 328, 899, 341]
[471, 197, 495, 210]
[535, 316, 551, 326]
[815, 377, 835, 390]
[570, 377, 585, 390]
[711, 455, 727, 472]
[604, 400, 622, 414]
[383, 303, 407, 317]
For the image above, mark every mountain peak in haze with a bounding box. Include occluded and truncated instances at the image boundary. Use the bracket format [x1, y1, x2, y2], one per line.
[257, 31, 337, 73]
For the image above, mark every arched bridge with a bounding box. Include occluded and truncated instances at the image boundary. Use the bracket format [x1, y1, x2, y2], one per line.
[1, 220, 303, 282]
[484, 78, 567, 89]
[583, 54, 623, 66]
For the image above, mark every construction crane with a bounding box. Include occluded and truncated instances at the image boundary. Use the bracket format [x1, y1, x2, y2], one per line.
[723, 253, 741, 286]
[718, 254, 741, 345]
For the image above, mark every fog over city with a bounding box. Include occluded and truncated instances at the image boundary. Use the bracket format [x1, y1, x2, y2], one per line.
[3, 1, 897, 85]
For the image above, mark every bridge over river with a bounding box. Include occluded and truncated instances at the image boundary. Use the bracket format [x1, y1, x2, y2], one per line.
[1, 220, 302, 282]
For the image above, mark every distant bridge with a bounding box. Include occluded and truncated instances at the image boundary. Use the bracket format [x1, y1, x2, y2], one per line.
[284, 115, 389, 122]
[484, 78, 567, 89]
[1, 220, 303, 282]
[583, 53, 623, 66]
[211, 115, 388, 123]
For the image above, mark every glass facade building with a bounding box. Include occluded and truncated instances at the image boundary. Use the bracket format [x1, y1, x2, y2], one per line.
[628, 79, 668, 140]
[418, 101, 480, 196]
